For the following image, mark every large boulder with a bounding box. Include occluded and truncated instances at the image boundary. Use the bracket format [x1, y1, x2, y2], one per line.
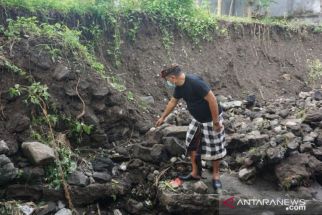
[21, 142, 55, 165]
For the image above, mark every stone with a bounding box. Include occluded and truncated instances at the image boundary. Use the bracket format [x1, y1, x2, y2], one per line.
[6, 113, 30, 132]
[245, 95, 256, 108]
[70, 182, 127, 206]
[238, 167, 256, 182]
[299, 142, 313, 153]
[275, 153, 322, 189]
[162, 137, 186, 157]
[299, 91, 311, 99]
[193, 181, 208, 194]
[6, 184, 42, 201]
[55, 208, 72, 215]
[21, 142, 55, 165]
[92, 172, 111, 183]
[303, 112, 322, 125]
[132, 144, 168, 163]
[317, 131, 322, 146]
[32, 201, 57, 215]
[0, 154, 18, 185]
[313, 90, 322, 101]
[312, 147, 322, 161]
[67, 171, 89, 187]
[266, 146, 286, 164]
[0, 140, 9, 155]
[278, 109, 290, 118]
[53, 65, 71, 81]
[139, 96, 155, 105]
[150, 144, 169, 163]
[161, 126, 188, 139]
[221, 100, 243, 109]
[287, 138, 300, 152]
[92, 87, 110, 99]
[126, 199, 144, 214]
[91, 157, 114, 172]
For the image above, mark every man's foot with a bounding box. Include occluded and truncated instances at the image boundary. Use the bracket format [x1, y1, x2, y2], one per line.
[212, 179, 222, 194]
[178, 173, 201, 181]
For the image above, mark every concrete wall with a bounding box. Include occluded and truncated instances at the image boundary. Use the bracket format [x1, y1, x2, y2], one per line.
[197, 0, 321, 18]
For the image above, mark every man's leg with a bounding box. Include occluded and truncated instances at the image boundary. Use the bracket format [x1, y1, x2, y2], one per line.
[212, 159, 220, 180]
[190, 150, 200, 177]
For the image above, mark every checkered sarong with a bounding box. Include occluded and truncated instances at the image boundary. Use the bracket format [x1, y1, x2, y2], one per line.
[186, 113, 227, 160]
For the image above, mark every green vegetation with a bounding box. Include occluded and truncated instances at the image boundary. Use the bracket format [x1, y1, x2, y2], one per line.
[307, 59, 322, 87]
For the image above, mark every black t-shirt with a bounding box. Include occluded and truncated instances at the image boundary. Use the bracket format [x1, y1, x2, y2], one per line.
[173, 74, 222, 123]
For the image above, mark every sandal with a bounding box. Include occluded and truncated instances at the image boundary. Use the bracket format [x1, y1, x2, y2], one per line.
[178, 173, 201, 181]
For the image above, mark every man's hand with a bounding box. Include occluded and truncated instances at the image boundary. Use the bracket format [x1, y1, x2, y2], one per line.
[213, 121, 223, 133]
[156, 117, 165, 127]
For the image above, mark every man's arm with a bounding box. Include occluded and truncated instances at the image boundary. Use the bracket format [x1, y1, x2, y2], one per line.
[156, 97, 178, 127]
[204, 90, 222, 131]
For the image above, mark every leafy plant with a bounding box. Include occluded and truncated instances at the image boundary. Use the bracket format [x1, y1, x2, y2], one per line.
[307, 59, 322, 87]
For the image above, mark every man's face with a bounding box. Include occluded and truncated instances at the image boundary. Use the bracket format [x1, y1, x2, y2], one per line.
[165, 75, 177, 85]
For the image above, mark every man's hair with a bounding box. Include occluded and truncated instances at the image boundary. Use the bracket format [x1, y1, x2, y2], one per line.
[160, 64, 182, 78]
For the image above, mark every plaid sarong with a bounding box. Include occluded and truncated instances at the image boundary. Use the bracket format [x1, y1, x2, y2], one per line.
[186, 113, 227, 160]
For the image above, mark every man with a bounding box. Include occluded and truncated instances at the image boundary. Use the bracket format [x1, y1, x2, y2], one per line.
[155, 64, 227, 192]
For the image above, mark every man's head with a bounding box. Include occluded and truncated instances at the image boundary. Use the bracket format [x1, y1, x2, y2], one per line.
[160, 64, 184, 87]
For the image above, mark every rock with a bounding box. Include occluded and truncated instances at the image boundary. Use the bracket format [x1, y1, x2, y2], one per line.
[19, 204, 35, 215]
[287, 138, 300, 152]
[303, 134, 315, 142]
[266, 146, 286, 164]
[275, 153, 322, 189]
[175, 110, 191, 126]
[92, 87, 110, 99]
[151, 144, 169, 163]
[312, 147, 322, 161]
[92, 172, 111, 183]
[303, 112, 322, 126]
[0, 154, 18, 185]
[0, 140, 9, 155]
[53, 65, 71, 81]
[299, 91, 311, 99]
[238, 167, 256, 182]
[317, 131, 322, 146]
[221, 100, 242, 109]
[245, 95, 256, 108]
[139, 96, 155, 105]
[6, 113, 30, 132]
[91, 157, 114, 172]
[162, 137, 186, 157]
[193, 181, 208, 194]
[21, 142, 55, 165]
[299, 142, 313, 153]
[283, 132, 296, 141]
[282, 119, 301, 128]
[5, 138, 19, 155]
[278, 109, 290, 118]
[161, 126, 188, 139]
[132, 144, 168, 163]
[6, 184, 42, 201]
[83, 108, 100, 126]
[126, 199, 144, 214]
[32, 201, 57, 215]
[70, 182, 127, 206]
[313, 90, 322, 101]
[113, 209, 122, 215]
[55, 208, 72, 215]
[158, 188, 218, 214]
[67, 171, 89, 187]
[144, 124, 168, 145]
[21, 167, 44, 183]
[64, 82, 77, 97]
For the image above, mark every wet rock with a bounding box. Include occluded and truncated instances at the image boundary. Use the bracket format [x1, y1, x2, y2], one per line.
[313, 90, 322, 101]
[0, 154, 18, 185]
[92, 172, 111, 183]
[55, 208, 72, 215]
[0, 140, 9, 155]
[21, 142, 55, 165]
[53, 65, 71, 81]
[91, 157, 114, 172]
[67, 171, 89, 187]
[6, 184, 42, 201]
[275, 153, 322, 189]
[193, 181, 208, 194]
[238, 167, 256, 183]
[139, 96, 155, 105]
[162, 137, 186, 157]
[125, 199, 144, 214]
[70, 182, 127, 206]
[6, 113, 30, 133]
